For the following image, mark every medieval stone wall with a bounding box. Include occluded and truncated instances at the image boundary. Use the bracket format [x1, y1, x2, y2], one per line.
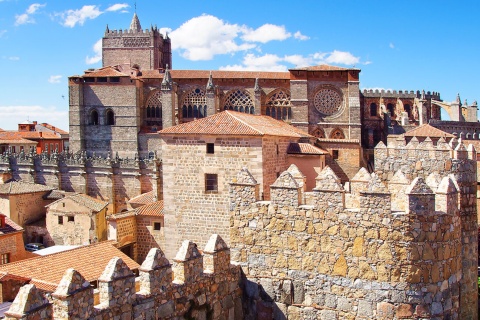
[136, 215, 165, 263]
[4, 235, 242, 320]
[229, 136, 477, 319]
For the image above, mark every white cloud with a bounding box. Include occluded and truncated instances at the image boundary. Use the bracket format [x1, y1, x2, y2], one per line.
[220, 50, 362, 71]
[14, 3, 45, 26]
[324, 50, 359, 65]
[0, 106, 68, 130]
[85, 39, 102, 64]
[389, 42, 395, 49]
[106, 3, 129, 12]
[48, 75, 62, 83]
[242, 24, 291, 43]
[294, 31, 309, 41]
[59, 5, 102, 27]
[2, 56, 19, 61]
[170, 15, 255, 61]
[0, 30, 6, 38]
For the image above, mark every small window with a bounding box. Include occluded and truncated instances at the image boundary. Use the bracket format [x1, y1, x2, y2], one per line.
[55, 143, 59, 152]
[206, 143, 214, 154]
[370, 103, 377, 117]
[84, 77, 95, 83]
[332, 150, 339, 160]
[58, 216, 63, 225]
[68, 216, 74, 222]
[205, 174, 218, 193]
[97, 77, 107, 83]
[50, 143, 54, 153]
[106, 109, 115, 125]
[110, 77, 120, 83]
[153, 222, 161, 231]
[90, 109, 99, 125]
[1, 253, 10, 265]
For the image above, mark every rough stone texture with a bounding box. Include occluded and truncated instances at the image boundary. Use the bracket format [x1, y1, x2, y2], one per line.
[230, 136, 476, 319]
[5, 235, 242, 320]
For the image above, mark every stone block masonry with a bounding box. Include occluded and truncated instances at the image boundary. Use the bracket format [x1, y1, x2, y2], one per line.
[230, 136, 477, 319]
[4, 234, 243, 320]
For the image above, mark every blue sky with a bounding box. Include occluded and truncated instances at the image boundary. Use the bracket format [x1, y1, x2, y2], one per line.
[0, 0, 479, 130]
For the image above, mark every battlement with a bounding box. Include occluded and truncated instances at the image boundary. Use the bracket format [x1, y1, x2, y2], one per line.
[229, 137, 476, 318]
[362, 88, 441, 100]
[4, 235, 242, 320]
[104, 27, 165, 38]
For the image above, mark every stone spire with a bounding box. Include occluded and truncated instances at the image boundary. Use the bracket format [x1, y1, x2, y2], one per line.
[206, 71, 214, 92]
[456, 93, 461, 105]
[254, 78, 261, 93]
[161, 64, 172, 90]
[129, 13, 142, 32]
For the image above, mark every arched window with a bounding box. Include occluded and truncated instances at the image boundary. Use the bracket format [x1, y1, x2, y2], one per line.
[90, 109, 99, 125]
[370, 103, 377, 117]
[330, 128, 345, 139]
[265, 89, 292, 120]
[404, 104, 411, 118]
[387, 103, 395, 117]
[311, 128, 325, 138]
[144, 91, 163, 127]
[105, 109, 115, 125]
[182, 88, 207, 121]
[223, 89, 254, 113]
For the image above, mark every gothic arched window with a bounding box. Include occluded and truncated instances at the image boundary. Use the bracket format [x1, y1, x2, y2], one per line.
[266, 89, 292, 120]
[182, 88, 207, 121]
[404, 104, 411, 118]
[145, 91, 162, 127]
[370, 103, 377, 117]
[90, 109, 99, 125]
[387, 103, 395, 117]
[105, 109, 115, 125]
[223, 90, 254, 113]
[330, 128, 345, 139]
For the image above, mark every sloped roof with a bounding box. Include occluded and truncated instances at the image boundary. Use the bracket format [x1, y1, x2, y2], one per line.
[17, 131, 62, 140]
[136, 201, 163, 217]
[0, 132, 37, 144]
[287, 142, 328, 155]
[0, 216, 23, 234]
[83, 66, 128, 78]
[43, 189, 67, 200]
[404, 124, 454, 138]
[0, 241, 139, 292]
[38, 123, 68, 135]
[159, 111, 312, 138]
[0, 181, 53, 195]
[128, 190, 156, 205]
[47, 193, 108, 212]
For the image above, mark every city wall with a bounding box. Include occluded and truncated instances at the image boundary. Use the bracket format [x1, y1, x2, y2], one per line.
[229, 136, 477, 319]
[4, 234, 242, 320]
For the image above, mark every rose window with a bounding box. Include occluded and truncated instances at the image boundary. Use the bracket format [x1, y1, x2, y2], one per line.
[314, 88, 342, 116]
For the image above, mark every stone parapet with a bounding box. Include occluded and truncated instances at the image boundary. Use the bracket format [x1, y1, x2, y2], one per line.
[4, 235, 242, 320]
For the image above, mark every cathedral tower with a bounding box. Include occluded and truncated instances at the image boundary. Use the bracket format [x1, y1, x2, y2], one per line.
[102, 13, 172, 71]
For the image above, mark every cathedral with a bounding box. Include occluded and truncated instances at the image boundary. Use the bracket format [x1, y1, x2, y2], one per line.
[68, 13, 478, 181]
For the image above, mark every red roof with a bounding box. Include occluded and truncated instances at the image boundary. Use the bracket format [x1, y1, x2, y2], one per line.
[290, 64, 354, 71]
[0, 216, 23, 234]
[159, 111, 311, 138]
[287, 143, 328, 155]
[138, 69, 290, 80]
[17, 131, 62, 140]
[83, 66, 128, 77]
[404, 124, 454, 138]
[128, 190, 156, 205]
[38, 123, 68, 135]
[136, 201, 164, 217]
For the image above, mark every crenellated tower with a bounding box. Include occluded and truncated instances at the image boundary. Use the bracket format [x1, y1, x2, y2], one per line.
[102, 13, 172, 71]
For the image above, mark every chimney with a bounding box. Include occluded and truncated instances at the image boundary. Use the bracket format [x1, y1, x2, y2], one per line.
[33, 121, 37, 125]
[39, 132, 42, 137]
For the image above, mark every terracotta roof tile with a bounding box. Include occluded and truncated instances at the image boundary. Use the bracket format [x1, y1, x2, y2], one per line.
[159, 111, 311, 138]
[128, 190, 156, 205]
[83, 66, 128, 77]
[287, 143, 328, 155]
[0, 241, 139, 292]
[47, 193, 108, 212]
[38, 123, 68, 135]
[136, 201, 163, 217]
[42, 190, 67, 200]
[0, 132, 37, 144]
[0, 216, 23, 234]
[107, 210, 136, 221]
[404, 124, 455, 138]
[17, 131, 62, 140]
[0, 181, 54, 195]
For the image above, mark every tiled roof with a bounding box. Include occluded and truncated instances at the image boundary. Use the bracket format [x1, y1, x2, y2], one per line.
[0, 241, 139, 292]
[43, 189, 67, 200]
[139, 69, 290, 80]
[128, 190, 156, 205]
[290, 64, 353, 71]
[0, 216, 23, 234]
[0, 181, 53, 195]
[48, 193, 108, 212]
[106, 210, 136, 221]
[159, 111, 312, 138]
[316, 138, 360, 144]
[17, 131, 62, 140]
[136, 201, 164, 217]
[38, 123, 69, 135]
[287, 143, 328, 155]
[83, 66, 128, 77]
[404, 124, 455, 138]
[0, 132, 37, 144]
